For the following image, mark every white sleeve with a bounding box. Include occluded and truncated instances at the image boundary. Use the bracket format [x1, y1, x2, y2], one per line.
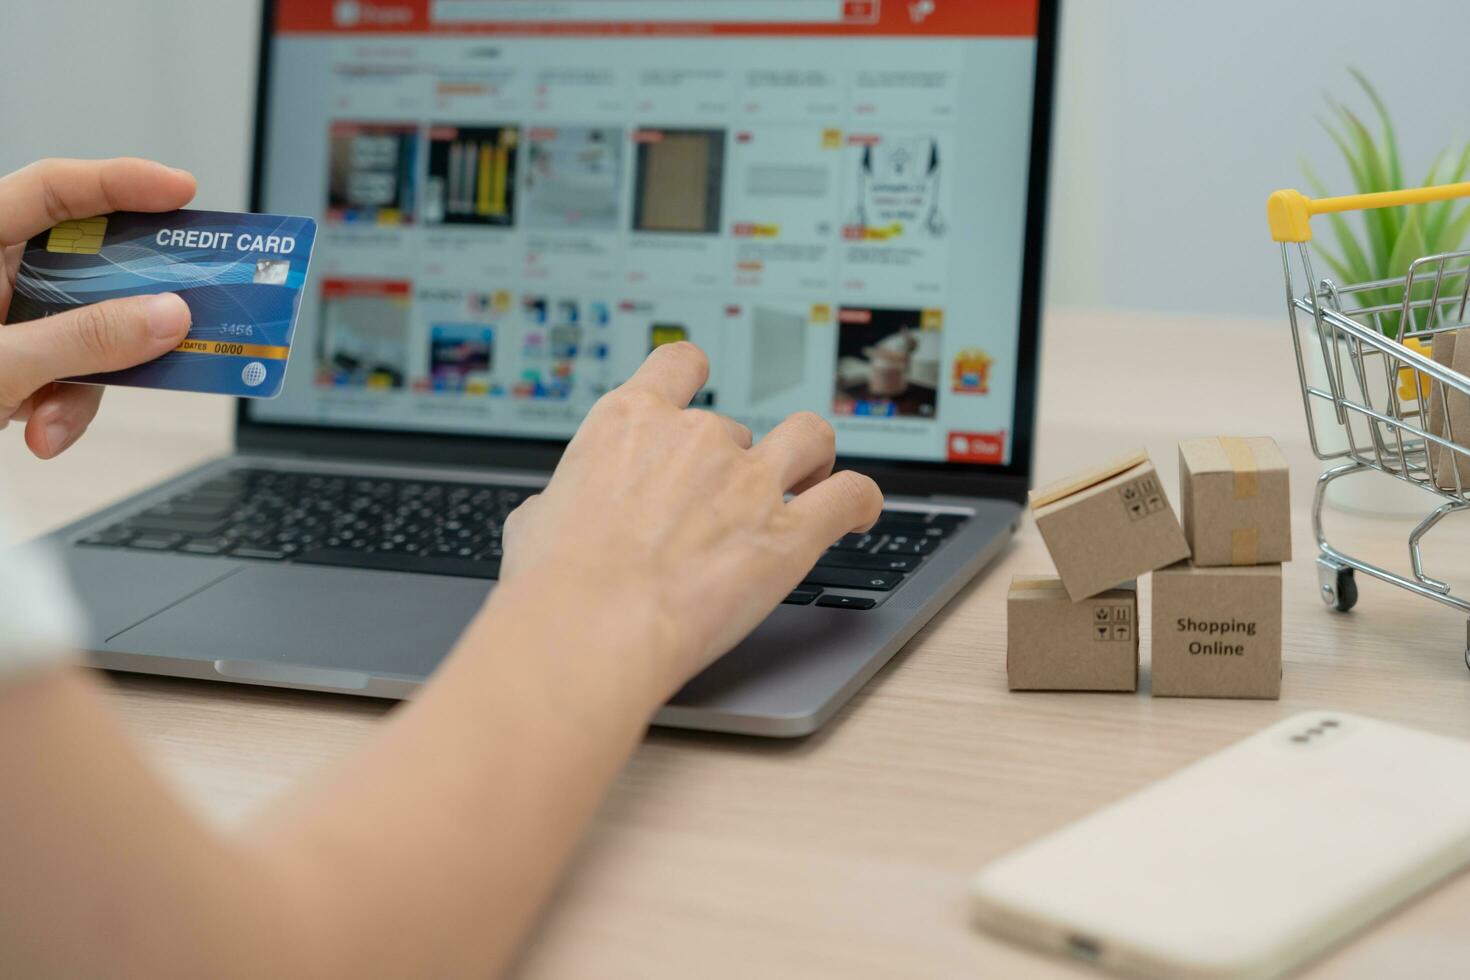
[0, 481, 83, 682]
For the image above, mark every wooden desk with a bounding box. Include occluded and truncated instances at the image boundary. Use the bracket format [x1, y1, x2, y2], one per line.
[6, 312, 1470, 978]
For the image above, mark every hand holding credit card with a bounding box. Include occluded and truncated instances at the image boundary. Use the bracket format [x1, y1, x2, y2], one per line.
[7, 208, 316, 398]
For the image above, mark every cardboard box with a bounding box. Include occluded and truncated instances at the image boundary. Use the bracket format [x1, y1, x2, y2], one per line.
[1434, 329, 1470, 489]
[1425, 329, 1456, 482]
[1151, 561, 1282, 699]
[1029, 449, 1191, 601]
[1178, 436, 1291, 567]
[1007, 575, 1138, 692]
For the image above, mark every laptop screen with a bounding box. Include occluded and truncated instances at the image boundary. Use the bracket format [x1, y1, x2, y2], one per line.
[250, 0, 1044, 468]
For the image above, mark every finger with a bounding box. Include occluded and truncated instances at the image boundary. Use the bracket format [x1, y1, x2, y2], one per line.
[751, 411, 836, 492]
[0, 158, 196, 248]
[619, 341, 709, 406]
[787, 470, 885, 551]
[23, 382, 104, 458]
[0, 293, 190, 407]
[691, 410, 751, 450]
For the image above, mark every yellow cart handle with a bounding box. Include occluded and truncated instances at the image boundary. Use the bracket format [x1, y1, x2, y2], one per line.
[1268, 182, 1470, 243]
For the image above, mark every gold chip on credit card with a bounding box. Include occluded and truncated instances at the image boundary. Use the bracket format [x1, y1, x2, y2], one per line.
[46, 216, 108, 254]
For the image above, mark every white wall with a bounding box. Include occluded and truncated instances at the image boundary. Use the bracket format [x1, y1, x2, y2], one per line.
[4, 0, 1469, 316]
[0, 1, 262, 212]
[1051, 1, 1470, 316]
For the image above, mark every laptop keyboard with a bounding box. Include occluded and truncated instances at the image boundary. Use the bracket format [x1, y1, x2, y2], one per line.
[75, 468, 969, 609]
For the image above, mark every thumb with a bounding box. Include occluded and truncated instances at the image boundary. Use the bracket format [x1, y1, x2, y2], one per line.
[0, 293, 190, 401]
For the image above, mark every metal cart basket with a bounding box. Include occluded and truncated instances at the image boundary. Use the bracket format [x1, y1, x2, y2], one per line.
[1269, 182, 1470, 667]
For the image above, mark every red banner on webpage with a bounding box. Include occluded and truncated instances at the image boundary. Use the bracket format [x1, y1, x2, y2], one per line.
[320, 278, 412, 299]
[277, 0, 1037, 38]
[946, 430, 1007, 464]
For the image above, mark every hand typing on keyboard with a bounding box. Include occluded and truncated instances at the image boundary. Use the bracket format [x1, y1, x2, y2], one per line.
[497, 341, 884, 697]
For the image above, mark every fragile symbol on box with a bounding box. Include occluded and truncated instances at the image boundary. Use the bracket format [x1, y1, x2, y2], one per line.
[1119, 475, 1161, 522]
[1090, 604, 1132, 641]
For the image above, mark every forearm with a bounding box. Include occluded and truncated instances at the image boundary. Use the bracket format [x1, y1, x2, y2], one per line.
[248, 565, 672, 976]
[0, 668, 308, 979]
[0, 568, 671, 979]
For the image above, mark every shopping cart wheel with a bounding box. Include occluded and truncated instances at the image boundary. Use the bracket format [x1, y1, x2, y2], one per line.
[1316, 559, 1357, 612]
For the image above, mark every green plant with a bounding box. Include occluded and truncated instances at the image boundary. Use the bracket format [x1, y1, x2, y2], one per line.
[1303, 69, 1470, 338]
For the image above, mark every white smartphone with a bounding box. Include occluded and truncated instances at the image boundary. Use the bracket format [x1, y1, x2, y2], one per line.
[971, 712, 1470, 980]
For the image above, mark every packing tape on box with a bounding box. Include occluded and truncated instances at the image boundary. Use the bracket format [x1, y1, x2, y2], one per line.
[1010, 577, 1068, 592]
[1220, 437, 1259, 565]
[1028, 448, 1150, 511]
[1231, 528, 1260, 566]
[1220, 437, 1259, 499]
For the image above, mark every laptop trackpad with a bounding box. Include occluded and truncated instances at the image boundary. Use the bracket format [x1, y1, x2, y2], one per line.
[105, 563, 491, 680]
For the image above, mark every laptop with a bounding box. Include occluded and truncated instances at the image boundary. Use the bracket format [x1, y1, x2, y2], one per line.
[46, 0, 1057, 737]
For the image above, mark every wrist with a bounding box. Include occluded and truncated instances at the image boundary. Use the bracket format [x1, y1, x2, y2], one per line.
[473, 560, 685, 715]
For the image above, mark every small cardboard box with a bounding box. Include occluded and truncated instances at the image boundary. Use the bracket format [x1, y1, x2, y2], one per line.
[1007, 575, 1138, 692]
[1178, 436, 1292, 567]
[1435, 329, 1470, 489]
[1029, 449, 1191, 601]
[1151, 561, 1282, 699]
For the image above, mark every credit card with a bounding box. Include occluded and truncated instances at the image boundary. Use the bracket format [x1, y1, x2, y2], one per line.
[6, 208, 317, 398]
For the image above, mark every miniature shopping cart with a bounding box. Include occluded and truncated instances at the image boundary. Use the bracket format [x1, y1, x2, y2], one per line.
[1270, 181, 1470, 667]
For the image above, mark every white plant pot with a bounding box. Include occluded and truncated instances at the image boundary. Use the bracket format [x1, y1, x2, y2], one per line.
[1301, 334, 1432, 516]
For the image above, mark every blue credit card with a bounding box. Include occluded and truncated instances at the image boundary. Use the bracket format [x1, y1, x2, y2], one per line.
[6, 209, 317, 398]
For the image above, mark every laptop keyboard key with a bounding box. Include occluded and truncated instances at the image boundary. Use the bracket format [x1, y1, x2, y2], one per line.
[817, 552, 919, 573]
[77, 528, 134, 548]
[801, 568, 903, 591]
[180, 537, 231, 555]
[430, 544, 479, 559]
[126, 515, 227, 536]
[872, 515, 929, 534]
[126, 533, 184, 551]
[232, 546, 287, 561]
[143, 498, 237, 519]
[782, 588, 821, 605]
[877, 537, 937, 556]
[816, 594, 877, 610]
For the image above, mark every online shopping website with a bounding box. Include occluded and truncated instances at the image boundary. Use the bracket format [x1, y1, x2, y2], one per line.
[252, 0, 1039, 464]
